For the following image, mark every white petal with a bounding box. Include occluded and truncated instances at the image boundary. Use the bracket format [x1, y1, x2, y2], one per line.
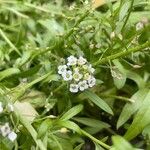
[7, 104, 14, 112]
[8, 131, 17, 142]
[0, 123, 11, 137]
[0, 105, 3, 113]
[69, 84, 78, 93]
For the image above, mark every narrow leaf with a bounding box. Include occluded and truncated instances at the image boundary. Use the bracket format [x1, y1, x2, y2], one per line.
[73, 117, 110, 129]
[57, 120, 81, 134]
[117, 89, 149, 129]
[124, 90, 150, 140]
[84, 90, 113, 115]
[0, 68, 20, 81]
[37, 119, 52, 138]
[60, 104, 83, 121]
[111, 136, 136, 150]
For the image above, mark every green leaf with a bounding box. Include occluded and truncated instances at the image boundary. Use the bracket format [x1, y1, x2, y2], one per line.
[74, 143, 84, 150]
[57, 120, 81, 134]
[117, 89, 149, 129]
[95, 143, 105, 150]
[0, 68, 20, 81]
[112, 59, 126, 89]
[83, 90, 113, 115]
[60, 104, 83, 121]
[73, 117, 110, 129]
[126, 70, 145, 89]
[119, 1, 130, 21]
[12, 65, 41, 78]
[111, 136, 136, 150]
[142, 123, 150, 139]
[124, 90, 150, 140]
[37, 119, 52, 138]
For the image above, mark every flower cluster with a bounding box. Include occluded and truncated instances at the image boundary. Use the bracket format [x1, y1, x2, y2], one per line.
[0, 123, 17, 142]
[58, 56, 96, 93]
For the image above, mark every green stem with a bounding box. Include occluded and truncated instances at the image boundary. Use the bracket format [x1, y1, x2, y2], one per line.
[53, 83, 66, 93]
[24, 72, 51, 89]
[121, 0, 135, 32]
[81, 129, 111, 149]
[102, 95, 135, 103]
[93, 41, 150, 66]
[0, 28, 21, 56]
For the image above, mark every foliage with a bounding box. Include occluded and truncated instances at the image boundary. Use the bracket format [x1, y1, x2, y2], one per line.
[0, 0, 150, 150]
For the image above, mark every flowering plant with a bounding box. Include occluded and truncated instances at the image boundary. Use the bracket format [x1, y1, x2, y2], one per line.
[0, 102, 17, 142]
[0, 0, 150, 150]
[58, 56, 96, 93]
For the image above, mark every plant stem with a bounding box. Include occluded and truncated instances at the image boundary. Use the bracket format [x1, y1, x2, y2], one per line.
[81, 129, 111, 149]
[102, 95, 135, 103]
[93, 41, 150, 66]
[0, 28, 21, 56]
[24, 72, 51, 89]
[121, 0, 135, 32]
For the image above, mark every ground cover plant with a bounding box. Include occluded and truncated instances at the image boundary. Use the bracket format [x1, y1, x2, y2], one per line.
[0, 0, 150, 149]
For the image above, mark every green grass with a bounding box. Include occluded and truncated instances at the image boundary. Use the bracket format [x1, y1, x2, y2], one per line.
[0, 0, 150, 150]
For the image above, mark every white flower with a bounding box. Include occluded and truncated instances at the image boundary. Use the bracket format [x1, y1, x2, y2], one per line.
[0, 123, 11, 137]
[0, 102, 3, 113]
[60, 127, 68, 133]
[88, 77, 96, 87]
[69, 84, 79, 93]
[82, 64, 88, 70]
[8, 131, 17, 142]
[49, 115, 57, 118]
[73, 72, 82, 81]
[110, 32, 115, 39]
[136, 22, 144, 31]
[88, 64, 95, 73]
[78, 56, 87, 65]
[67, 56, 77, 66]
[62, 70, 73, 81]
[78, 80, 88, 91]
[7, 103, 14, 112]
[74, 67, 79, 72]
[84, 73, 91, 80]
[58, 65, 67, 74]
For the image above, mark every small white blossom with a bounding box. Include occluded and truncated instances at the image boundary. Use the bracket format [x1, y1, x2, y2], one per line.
[0, 123, 11, 137]
[89, 43, 94, 49]
[58, 65, 67, 74]
[0, 102, 3, 113]
[74, 67, 79, 72]
[8, 131, 17, 142]
[84, 0, 89, 5]
[58, 56, 96, 92]
[82, 64, 88, 70]
[62, 70, 72, 81]
[60, 127, 68, 133]
[136, 22, 144, 31]
[73, 72, 82, 81]
[118, 34, 123, 40]
[88, 64, 95, 73]
[78, 56, 87, 65]
[49, 115, 57, 118]
[67, 56, 77, 66]
[7, 103, 14, 112]
[88, 77, 96, 87]
[110, 32, 115, 39]
[70, 84, 79, 93]
[78, 80, 88, 91]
